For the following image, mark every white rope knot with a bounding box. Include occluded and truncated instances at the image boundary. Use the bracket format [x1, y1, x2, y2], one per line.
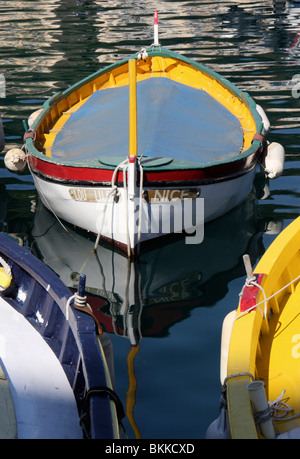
[65, 292, 93, 321]
[269, 390, 295, 421]
[245, 276, 257, 287]
[74, 292, 88, 308]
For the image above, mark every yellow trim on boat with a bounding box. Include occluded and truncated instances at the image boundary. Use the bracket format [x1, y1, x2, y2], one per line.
[36, 55, 256, 159]
[226, 217, 300, 439]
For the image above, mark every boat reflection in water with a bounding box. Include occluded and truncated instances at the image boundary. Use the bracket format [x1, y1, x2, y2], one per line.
[29, 191, 281, 437]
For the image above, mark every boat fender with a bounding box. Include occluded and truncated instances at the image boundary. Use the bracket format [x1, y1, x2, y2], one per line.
[261, 142, 285, 179]
[205, 394, 231, 439]
[256, 105, 270, 136]
[4, 148, 27, 173]
[28, 108, 43, 129]
[220, 310, 237, 385]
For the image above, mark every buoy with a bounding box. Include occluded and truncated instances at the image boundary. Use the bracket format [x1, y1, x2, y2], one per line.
[4, 148, 27, 173]
[256, 105, 270, 136]
[220, 309, 237, 385]
[261, 142, 285, 179]
[247, 381, 275, 439]
[28, 108, 43, 129]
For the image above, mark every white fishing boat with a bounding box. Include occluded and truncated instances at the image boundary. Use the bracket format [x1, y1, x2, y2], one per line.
[6, 13, 284, 256]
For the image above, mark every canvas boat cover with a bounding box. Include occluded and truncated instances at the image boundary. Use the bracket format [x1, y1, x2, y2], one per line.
[51, 78, 244, 164]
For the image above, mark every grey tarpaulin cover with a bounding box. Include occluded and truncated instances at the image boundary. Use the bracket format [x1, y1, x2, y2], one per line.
[51, 78, 243, 163]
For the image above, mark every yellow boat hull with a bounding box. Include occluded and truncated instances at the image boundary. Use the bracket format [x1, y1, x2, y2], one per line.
[225, 216, 300, 439]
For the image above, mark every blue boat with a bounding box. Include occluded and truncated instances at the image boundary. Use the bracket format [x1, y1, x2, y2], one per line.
[0, 232, 124, 439]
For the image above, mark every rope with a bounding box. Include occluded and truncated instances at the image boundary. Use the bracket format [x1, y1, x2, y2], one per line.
[123, 162, 131, 257]
[267, 390, 300, 434]
[93, 185, 119, 252]
[65, 292, 92, 321]
[269, 390, 297, 421]
[93, 158, 128, 253]
[222, 372, 255, 391]
[65, 294, 75, 321]
[0, 256, 12, 278]
[136, 157, 144, 256]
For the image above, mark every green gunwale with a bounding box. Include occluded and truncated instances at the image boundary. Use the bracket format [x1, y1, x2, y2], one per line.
[26, 46, 263, 172]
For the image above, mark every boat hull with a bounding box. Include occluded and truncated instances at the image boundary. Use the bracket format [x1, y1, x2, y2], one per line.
[0, 233, 122, 439]
[31, 164, 256, 253]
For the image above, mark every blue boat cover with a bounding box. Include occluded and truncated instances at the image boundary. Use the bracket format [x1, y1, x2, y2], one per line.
[51, 78, 243, 164]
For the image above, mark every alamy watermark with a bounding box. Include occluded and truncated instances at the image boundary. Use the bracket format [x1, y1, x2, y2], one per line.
[95, 197, 205, 245]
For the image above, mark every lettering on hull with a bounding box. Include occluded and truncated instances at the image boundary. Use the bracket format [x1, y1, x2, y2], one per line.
[69, 187, 200, 203]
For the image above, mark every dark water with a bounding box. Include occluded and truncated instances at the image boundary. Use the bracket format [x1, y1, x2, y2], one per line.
[0, 0, 299, 439]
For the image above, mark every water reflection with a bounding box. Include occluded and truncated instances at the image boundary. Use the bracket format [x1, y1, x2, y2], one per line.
[26, 191, 281, 437]
[29, 195, 265, 338]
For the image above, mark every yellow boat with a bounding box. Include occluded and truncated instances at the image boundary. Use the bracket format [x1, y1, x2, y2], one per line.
[208, 216, 300, 439]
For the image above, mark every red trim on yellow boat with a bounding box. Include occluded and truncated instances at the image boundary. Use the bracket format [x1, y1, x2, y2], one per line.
[240, 274, 264, 313]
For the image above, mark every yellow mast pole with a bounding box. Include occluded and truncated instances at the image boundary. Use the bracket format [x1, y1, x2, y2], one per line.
[127, 58, 138, 256]
[129, 59, 137, 158]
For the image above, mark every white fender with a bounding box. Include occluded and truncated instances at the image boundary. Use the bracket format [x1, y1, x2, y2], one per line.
[262, 142, 285, 179]
[28, 108, 43, 129]
[220, 309, 237, 385]
[256, 104, 270, 136]
[4, 148, 27, 173]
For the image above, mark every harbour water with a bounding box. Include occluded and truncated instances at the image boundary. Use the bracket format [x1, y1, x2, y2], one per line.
[0, 0, 299, 439]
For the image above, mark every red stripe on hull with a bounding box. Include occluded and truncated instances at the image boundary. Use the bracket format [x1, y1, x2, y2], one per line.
[28, 149, 260, 185]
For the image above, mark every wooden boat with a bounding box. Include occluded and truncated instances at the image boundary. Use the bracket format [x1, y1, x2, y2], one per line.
[207, 216, 300, 439]
[0, 232, 124, 439]
[12, 12, 284, 256]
